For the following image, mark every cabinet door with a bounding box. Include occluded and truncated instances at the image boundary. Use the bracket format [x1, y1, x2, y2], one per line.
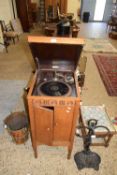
[33, 104, 53, 145]
[54, 106, 74, 141]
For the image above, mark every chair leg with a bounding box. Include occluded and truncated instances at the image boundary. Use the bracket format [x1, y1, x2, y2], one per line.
[5, 42, 9, 53]
[5, 46, 8, 53]
[17, 35, 19, 41]
[78, 74, 85, 87]
[0, 43, 8, 53]
[12, 38, 15, 44]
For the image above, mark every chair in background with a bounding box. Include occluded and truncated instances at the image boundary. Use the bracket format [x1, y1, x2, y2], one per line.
[108, 16, 117, 39]
[44, 26, 55, 36]
[76, 56, 87, 87]
[0, 22, 9, 52]
[45, 5, 58, 23]
[0, 20, 19, 44]
[57, 3, 74, 22]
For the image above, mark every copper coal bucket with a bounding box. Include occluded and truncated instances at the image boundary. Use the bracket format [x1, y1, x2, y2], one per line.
[4, 112, 29, 144]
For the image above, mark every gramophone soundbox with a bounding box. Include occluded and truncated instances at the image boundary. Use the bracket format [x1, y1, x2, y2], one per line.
[27, 36, 84, 158]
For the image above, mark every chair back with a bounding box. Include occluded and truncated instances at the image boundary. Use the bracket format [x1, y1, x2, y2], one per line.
[57, 3, 61, 19]
[0, 20, 7, 32]
[0, 23, 4, 44]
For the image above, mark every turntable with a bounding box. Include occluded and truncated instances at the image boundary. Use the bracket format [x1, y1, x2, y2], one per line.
[27, 36, 84, 158]
[34, 70, 76, 97]
[38, 80, 71, 97]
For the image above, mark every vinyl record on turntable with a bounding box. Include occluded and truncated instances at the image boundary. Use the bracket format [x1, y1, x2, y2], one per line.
[37, 81, 72, 97]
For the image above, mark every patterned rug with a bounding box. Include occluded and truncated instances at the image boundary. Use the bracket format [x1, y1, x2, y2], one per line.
[93, 54, 117, 96]
[84, 39, 117, 53]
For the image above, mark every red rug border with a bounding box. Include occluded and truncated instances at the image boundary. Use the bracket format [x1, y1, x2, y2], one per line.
[93, 54, 117, 96]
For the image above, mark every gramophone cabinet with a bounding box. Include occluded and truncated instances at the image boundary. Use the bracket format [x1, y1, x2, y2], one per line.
[27, 36, 84, 158]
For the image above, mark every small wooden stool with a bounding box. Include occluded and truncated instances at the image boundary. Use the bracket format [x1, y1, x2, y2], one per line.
[79, 105, 116, 147]
[109, 31, 117, 40]
[44, 27, 55, 36]
[72, 28, 80, 38]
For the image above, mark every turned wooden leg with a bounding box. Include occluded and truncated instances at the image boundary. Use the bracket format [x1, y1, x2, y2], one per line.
[5, 45, 8, 53]
[17, 35, 19, 41]
[105, 134, 113, 147]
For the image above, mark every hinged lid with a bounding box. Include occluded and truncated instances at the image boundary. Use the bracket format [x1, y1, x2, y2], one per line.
[28, 36, 84, 71]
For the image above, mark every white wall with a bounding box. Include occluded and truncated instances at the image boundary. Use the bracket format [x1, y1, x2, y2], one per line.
[67, 0, 81, 21]
[12, 0, 18, 18]
[0, 0, 14, 24]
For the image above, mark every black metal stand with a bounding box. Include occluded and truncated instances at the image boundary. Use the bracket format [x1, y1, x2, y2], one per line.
[74, 119, 110, 170]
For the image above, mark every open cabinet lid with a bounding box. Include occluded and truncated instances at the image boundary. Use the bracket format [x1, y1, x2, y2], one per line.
[28, 36, 84, 71]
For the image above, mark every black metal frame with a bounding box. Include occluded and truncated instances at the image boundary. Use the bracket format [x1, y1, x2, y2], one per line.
[74, 119, 110, 170]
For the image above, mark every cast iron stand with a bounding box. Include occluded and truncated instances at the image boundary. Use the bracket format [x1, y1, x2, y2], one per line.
[74, 119, 110, 170]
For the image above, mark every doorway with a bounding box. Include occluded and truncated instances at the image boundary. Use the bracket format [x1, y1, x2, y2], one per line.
[94, 0, 107, 21]
[81, 0, 112, 22]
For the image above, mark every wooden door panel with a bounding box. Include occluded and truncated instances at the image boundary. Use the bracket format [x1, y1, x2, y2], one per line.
[45, 0, 67, 13]
[54, 106, 74, 141]
[15, 0, 29, 32]
[60, 0, 67, 13]
[33, 105, 53, 145]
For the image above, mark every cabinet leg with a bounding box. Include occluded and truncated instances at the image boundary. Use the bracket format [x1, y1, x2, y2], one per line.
[67, 146, 72, 159]
[33, 146, 38, 158]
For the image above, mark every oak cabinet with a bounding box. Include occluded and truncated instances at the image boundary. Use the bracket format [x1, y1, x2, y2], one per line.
[27, 36, 84, 158]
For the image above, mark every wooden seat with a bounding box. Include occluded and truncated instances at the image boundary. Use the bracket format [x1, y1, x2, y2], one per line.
[4, 31, 18, 38]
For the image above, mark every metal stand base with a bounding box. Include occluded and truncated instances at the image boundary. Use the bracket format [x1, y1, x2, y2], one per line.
[74, 150, 101, 170]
